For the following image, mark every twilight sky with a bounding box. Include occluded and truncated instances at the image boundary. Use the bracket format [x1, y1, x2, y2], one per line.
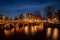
[0, 0, 60, 18]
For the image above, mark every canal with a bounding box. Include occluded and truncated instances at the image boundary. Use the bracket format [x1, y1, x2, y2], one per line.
[0, 24, 60, 40]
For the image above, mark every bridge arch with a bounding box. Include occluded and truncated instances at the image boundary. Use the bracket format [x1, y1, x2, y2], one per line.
[4, 23, 14, 30]
[16, 23, 23, 28]
[4, 23, 15, 37]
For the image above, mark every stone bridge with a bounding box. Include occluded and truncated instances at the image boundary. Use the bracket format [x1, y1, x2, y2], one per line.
[0, 20, 60, 30]
[0, 20, 44, 30]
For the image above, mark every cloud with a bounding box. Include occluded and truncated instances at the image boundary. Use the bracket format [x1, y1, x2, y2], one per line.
[0, 1, 60, 18]
[0, 1, 52, 11]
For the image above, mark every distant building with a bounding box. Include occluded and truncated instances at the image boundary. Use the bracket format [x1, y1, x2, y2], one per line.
[0, 14, 9, 21]
[0, 15, 5, 21]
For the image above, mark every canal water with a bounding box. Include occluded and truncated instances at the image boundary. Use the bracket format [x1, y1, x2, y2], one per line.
[0, 25, 60, 40]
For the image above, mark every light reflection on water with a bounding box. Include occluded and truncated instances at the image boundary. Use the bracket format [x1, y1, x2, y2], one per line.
[4, 25, 59, 40]
[31, 26, 36, 34]
[4, 30, 11, 37]
[4, 28, 15, 37]
[46, 28, 52, 37]
[46, 28, 59, 40]
[24, 26, 29, 34]
[4, 25, 43, 37]
[52, 28, 58, 40]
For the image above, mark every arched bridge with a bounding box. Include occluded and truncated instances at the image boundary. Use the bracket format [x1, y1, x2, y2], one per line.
[0, 20, 60, 30]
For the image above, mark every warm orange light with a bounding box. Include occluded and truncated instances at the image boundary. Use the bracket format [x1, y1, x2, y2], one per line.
[24, 26, 29, 34]
[46, 28, 52, 37]
[31, 26, 36, 34]
[4, 30, 11, 37]
[34, 26, 37, 32]
[52, 28, 58, 40]
[16, 27, 20, 32]
[11, 28, 14, 35]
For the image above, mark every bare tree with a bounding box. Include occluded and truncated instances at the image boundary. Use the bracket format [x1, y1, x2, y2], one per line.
[5, 16, 10, 20]
[54, 10, 60, 21]
[45, 6, 54, 19]
[14, 17, 18, 20]
[0, 14, 3, 20]
[18, 13, 24, 20]
[34, 11, 42, 19]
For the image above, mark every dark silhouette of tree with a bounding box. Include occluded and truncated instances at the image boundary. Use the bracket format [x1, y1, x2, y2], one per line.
[5, 16, 9, 20]
[54, 10, 60, 21]
[14, 17, 18, 20]
[0, 14, 3, 20]
[45, 6, 54, 19]
[18, 13, 24, 20]
[10, 18, 12, 20]
[5, 24, 14, 30]
[0, 14, 9, 20]
[26, 13, 34, 19]
[34, 11, 42, 19]
[19, 23, 23, 28]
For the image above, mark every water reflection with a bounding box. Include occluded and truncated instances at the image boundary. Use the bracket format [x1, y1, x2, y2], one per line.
[31, 26, 36, 34]
[34, 26, 37, 32]
[37, 24, 43, 31]
[24, 26, 29, 34]
[46, 28, 52, 37]
[3, 24, 59, 40]
[10, 28, 14, 35]
[4, 30, 11, 37]
[4, 28, 14, 37]
[46, 28, 59, 40]
[52, 28, 58, 40]
[4, 24, 43, 37]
